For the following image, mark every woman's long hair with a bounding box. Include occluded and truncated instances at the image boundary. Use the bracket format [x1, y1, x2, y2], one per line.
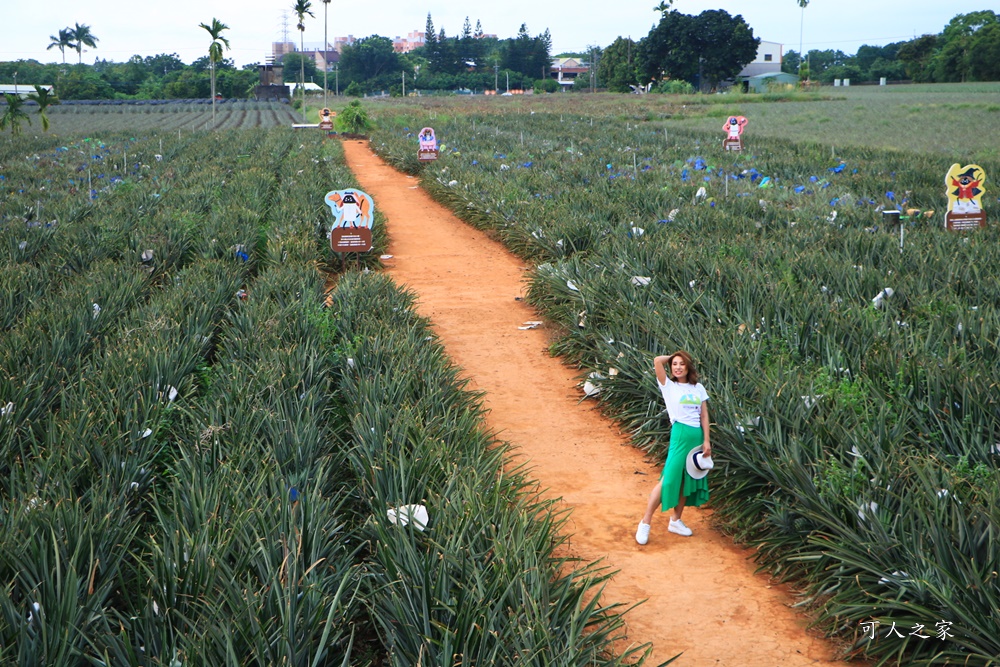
[667, 350, 698, 384]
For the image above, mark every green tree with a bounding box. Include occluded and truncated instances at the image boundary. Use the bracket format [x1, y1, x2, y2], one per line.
[933, 11, 999, 81]
[26, 85, 59, 132]
[293, 0, 315, 111]
[782, 49, 801, 75]
[47, 28, 74, 64]
[969, 21, 1000, 81]
[339, 36, 400, 88]
[639, 10, 758, 90]
[199, 18, 230, 123]
[281, 53, 318, 83]
[599, 36, 639, 92]
[0, 94, 32, 136]
[69, 23, 99, 64]
[896, 34, 938, 82]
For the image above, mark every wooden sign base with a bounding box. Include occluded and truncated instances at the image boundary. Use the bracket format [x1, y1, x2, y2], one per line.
[723, 137, 743, 152]
[945, 211, 986, 231]
[418, 149, 439, 161]
[330, 227, 373, 252]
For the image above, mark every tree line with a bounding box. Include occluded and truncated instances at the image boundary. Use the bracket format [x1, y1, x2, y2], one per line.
[597, 6, 760, 93]
[0, 56, 261, 101]
[332, 16, 553, 94]
[782, 11, 1000, 84]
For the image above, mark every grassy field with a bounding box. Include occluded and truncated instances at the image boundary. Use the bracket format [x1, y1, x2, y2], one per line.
[364, 84, 1000, 666]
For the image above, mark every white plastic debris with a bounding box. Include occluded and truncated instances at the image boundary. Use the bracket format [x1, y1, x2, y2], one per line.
[166, 386, 178, 402]
[518, 321, 543, 330]
[937, 489, 949, 499]
[346, 357, 356, 369]
[857, 500, 878, 521]
[154, 154, 163, 162]
[878, 570, 911, 584]
[27, 602, 41, 624]
[631, 276, 651, 287]
[758, 199, 768, 211]
[92, 303, 101, 319]
[500, 164, 510, 171]
[141, 428, 153, 439]
[387, 504, 428, 530]
[18, 241, 27, 251]
[566, 280, 579, 292]
[849, 445, 862, 458]
[141, 249, 154, 262]
[608, 367, 619, 377]
[695, 186, 707, 200]
[667, 208, 679, 222]
[871, 287, 894, 309]
[1, 402, 13, 421]
[577, 310, 587, 328]
[801, 395, 823, 408]
[826, 210, 837, 222]
[447, 180, 458, 187]
[582, 371, 606, 397]
[379, 254, 393, 259]
[630, 227, 645, 237]
[689, 280, 697, 288]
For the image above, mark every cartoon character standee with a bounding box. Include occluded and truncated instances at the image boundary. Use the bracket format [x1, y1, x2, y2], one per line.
[325, 189, 375, 252]
[944, 163, 987, 231]
[418, 127, 439, 161]
[723, 116, 748, 151]
[319, 107, 336, 133]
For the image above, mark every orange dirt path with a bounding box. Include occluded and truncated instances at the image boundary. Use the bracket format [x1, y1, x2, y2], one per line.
[341, 139, 853, 667]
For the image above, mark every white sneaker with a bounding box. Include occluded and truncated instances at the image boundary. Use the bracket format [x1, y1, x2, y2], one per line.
[668, 518, 693, 537]
[635, 522, 651, 545]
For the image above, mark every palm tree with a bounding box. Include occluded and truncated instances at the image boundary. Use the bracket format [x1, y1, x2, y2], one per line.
[26, 85, 60, 132]
[0, 94, 32, 136]
[70, 23, 99, 65]
[199, 18, 231, 125]
[293, 0, 314, 114]
[47, 28, 74, 64]
[797, 0, 809, 81]
[322, 0, 331, 109]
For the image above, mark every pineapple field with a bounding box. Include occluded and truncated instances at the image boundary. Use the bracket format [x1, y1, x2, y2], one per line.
[2, 86, 999, 666]
[0, 126, 641, 665]
[364, 91, 1000, 667]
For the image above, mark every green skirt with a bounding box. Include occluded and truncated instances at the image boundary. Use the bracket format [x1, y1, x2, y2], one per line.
[661, 422, 710, 512]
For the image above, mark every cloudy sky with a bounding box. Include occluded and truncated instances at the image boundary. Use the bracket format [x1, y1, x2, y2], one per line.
[1, 0, 966, 68]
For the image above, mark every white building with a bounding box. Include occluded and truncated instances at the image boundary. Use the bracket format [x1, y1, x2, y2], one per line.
[738, 41, 782, 78]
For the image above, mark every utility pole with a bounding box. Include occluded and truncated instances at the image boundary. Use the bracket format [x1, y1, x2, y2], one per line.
[506, 70, 509, 93]
[335, 64, 339, 95]
[322, 0, 330, 109]
[494, 63, 499, 91]
[402, 71, 405, 96]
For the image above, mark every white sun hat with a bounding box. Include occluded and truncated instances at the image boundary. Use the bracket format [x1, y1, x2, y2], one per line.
[686, 446, 715, 480]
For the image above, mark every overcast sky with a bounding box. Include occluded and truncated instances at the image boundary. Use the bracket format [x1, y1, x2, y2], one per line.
[1, 0, 969, 68]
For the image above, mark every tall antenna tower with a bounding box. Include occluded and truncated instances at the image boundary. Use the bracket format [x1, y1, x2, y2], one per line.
[280, 11, 291, 44]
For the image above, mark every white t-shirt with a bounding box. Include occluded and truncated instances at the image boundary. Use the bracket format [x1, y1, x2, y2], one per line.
[658, 379, 709, 428]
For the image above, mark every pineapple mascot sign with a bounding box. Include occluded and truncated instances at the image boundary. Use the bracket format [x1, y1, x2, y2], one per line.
[326, 189, 375, 252]
[944, 164, 986, 231]
[723, 115, 748, 151]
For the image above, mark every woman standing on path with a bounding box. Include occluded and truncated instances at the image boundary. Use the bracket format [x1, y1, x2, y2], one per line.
[636, 351, 712, 545]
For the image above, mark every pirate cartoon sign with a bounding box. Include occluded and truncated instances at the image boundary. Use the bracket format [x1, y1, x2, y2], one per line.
[417, 127, 439, 161]
[944, 163, 987, 231]
[319, 107, 336, 132]
[325, 189, 375, 252]
[723, 116, 748, 151]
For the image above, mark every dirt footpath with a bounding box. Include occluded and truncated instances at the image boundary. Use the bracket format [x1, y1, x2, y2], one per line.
[341, 139, 853, 667]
